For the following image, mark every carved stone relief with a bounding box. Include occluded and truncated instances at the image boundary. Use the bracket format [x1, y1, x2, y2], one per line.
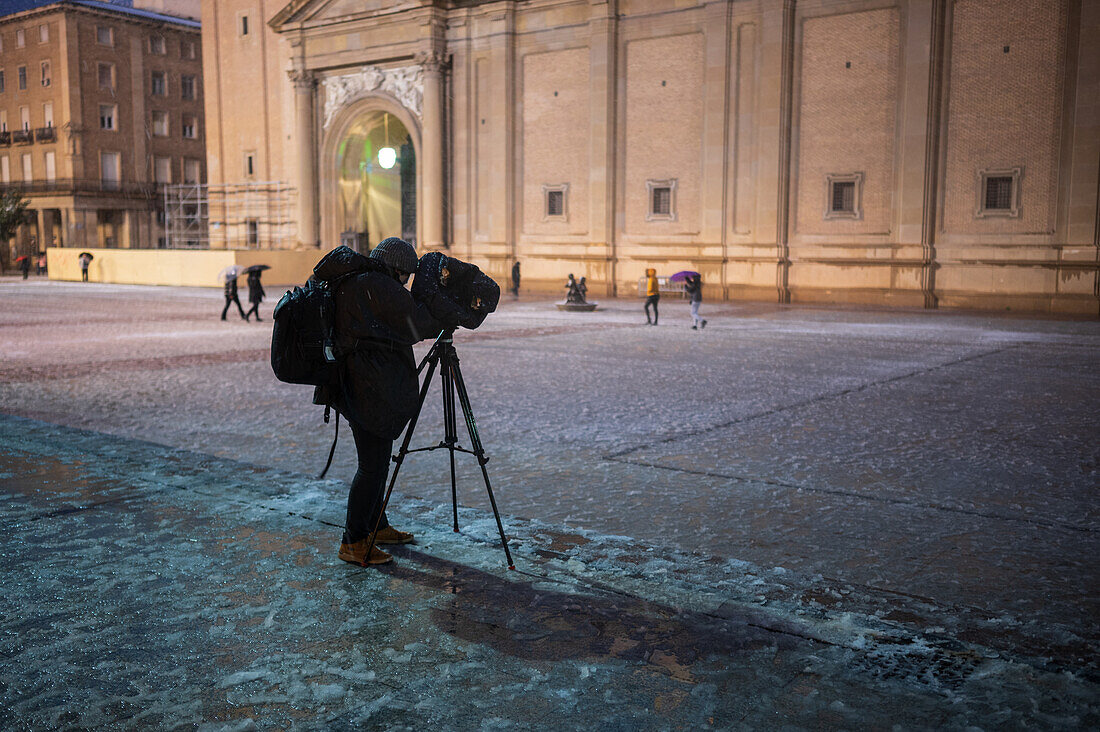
[321, 64, 423, 130]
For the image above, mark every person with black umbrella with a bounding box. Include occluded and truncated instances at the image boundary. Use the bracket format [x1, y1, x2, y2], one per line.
[243, 265, 269, 322]
[220, 266, 247, 321]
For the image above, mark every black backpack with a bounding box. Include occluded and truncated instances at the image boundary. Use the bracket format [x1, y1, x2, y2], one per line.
[270, 246, 381, 387]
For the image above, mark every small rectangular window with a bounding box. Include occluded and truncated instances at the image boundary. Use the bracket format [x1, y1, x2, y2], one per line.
[22, 153, 32, 181]
[0, 71, 5, 94]
[831, 181, 855, 213]
[247, 219, 259, 246]
[154, 156, 171, 184]
[97, 26, 113, 46]
[39, 24, 48, 43]
[976, 167, 1022, 218]
[151, 71, 166, 96]
[652, 187, 671, 216]
[16, 29, 25, 48]
[240, 15, 250, 36]
[18, 66, 27, 91]
[184, 158, 201, 184]
[150, 35, 166, 54]
[244, 152, 255, 176]
[40, 61, 50, 87]
[182, 115, 196, 139]
[542, 183, 569, 221]
[98, 63, 115, 90]
[183, 40, 196, 59]
[645, 179, 677, 222]
[152, 110, 169, 136]
[20, 106, 29, 131]
[180, 75, 195, 100]
[42, 101, 52, 127]
[823, 173, 864, 220]
[547, 190, 564, 217]
[99, 104, 116, 130]
[984, 177, 1013, 210]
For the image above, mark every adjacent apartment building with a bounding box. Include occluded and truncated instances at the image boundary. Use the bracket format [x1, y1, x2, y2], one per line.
[0, 0, 204, 269]
[201, 0, 1099, 315]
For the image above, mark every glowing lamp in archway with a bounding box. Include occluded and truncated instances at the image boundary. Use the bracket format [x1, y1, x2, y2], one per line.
[378, 146, 397, 169]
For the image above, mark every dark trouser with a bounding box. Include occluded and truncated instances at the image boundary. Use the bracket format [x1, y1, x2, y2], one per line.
[81, 268, 88, 282]
[645, 294, 659, 324]
[245, 302, 261, 320]
[343, 421, 394, 544]
[221, 295, 246, 320]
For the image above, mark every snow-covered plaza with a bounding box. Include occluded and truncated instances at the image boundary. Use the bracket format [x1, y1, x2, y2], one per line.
[2, 278, 1097, 728]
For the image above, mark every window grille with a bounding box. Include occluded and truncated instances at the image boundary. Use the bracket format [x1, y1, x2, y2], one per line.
[831, 181, 855, 213]
[984, 177, 1013, 210]
[547, 190, 563, 216]
[652, 187, 671, 216]
[976, 167, 1021, 218]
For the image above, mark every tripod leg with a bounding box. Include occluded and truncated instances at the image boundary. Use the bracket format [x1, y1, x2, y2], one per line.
[449, 359, 516, 570]
[363, 350, 440, 564]
[441, 361, 460, 532]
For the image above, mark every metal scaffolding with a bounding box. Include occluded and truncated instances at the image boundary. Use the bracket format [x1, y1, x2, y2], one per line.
[163, 182, 297, 249]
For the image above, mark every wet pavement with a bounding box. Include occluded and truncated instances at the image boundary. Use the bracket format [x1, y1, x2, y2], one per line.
[1, 278, 1098, 728]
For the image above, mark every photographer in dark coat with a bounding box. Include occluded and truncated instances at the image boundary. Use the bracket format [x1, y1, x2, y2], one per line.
[326, 237, 447, 566]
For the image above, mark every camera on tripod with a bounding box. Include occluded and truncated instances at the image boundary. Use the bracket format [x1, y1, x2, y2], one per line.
[412, 252, 500, 330]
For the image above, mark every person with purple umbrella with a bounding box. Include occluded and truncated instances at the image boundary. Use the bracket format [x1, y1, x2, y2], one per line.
[684, 273, 706, 330]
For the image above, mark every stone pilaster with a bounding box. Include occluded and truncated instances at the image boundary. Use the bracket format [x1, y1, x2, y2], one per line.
[290, 69, 318, 248]
[416, 50, 448, 250]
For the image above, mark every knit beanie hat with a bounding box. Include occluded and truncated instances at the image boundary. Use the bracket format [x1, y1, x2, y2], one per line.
[369, 237, 418, 274]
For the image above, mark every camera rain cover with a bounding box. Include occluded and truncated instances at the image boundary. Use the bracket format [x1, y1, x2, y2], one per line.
[413, 252, 499, 329]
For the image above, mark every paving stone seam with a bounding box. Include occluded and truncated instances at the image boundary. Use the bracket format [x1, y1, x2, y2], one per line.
[604, 457, 1095, 534]
[605, 344, 1020, 460]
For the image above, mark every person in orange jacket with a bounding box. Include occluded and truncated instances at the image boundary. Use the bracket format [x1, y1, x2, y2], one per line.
[644, 268, 659, 325]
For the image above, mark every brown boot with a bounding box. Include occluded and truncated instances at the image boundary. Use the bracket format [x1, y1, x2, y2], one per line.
[374, 526, 415, 545]
[338, 539, 392, 566]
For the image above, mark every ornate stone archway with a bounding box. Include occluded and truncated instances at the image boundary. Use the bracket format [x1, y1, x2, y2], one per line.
[320, 78, 424, 251]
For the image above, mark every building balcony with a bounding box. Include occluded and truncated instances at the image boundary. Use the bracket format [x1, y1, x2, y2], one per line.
[4, 178, 158, 198]
[12, 129, 32, 145]
[35, 127, 56, 143]
[0, 131, 10, 146]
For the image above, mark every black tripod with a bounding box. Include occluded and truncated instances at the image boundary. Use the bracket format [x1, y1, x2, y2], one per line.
[364, 329, 515, 569]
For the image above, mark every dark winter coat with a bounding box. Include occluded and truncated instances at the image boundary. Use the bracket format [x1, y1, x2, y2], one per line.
[684, 277, 702, 303]
[323, 269, 446, 440]
[247, 273, 265, 304]
[224, 278, 240, 299]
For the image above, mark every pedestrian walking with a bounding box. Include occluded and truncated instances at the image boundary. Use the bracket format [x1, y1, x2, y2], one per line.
[18, 256, 30, 280]
[36, 254, 47, 276]
[511, 260, 521, 298]
[244, 270, 265, 322]
[644, 267, 659, 325]
[684, 274, 706, 330]
[221, 276, 247, 320]
[78, 253, 91, 282]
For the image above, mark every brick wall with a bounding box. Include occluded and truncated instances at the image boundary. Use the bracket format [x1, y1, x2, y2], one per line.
[795, 8, 899, 236]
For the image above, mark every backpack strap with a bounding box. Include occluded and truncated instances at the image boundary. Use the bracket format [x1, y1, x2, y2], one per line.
[317, 407, 340, 480]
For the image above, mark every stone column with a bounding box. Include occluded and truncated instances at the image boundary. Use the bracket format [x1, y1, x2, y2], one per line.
[417, 50, 447, 250]
[291, 70, 319, 248]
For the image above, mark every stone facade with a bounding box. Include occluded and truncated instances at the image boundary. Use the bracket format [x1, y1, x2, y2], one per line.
[203, 0, 1099, 314]
[0, 2, 204, 267]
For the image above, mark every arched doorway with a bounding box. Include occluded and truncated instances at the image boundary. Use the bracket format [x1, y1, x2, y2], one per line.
[331, 109, 416, 250]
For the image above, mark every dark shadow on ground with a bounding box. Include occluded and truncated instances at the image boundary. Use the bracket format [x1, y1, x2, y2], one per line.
[379, 546, 809, 680]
